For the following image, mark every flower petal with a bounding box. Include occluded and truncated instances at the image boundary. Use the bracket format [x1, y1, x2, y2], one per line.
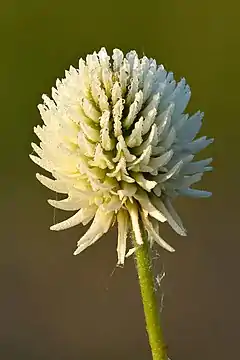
[36, 173, 69, 194]
[133, 189, 166, 223]
[50, 206, 97, 231]
[117, 209, 129, 265]
[74, 209, 114, 255]
[150, 195, 186, 236]
[141, 212, 175, 252]
[126, 200, 143, 245]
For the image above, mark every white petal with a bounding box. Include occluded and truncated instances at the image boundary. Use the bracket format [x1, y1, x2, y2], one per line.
[150, 195, 186, 236]
[113, 136, 136, 163]
[112, 98, 124, 137]
[155, 103, 174, 138]
[128, 145, 152, 171]
[148, 150, 174, 170]
[77, 132, 96, 157]
[177, 137, 213, 154]
[133, 124, 158, 155]
[182, 158, 213, 175]
[117, 182, 137, 200]
[177, 111, 203, 141]
[88, 143, 114, 170]
[50, 206, 97, 231]
[125, 247, 136, 258]
[179, 188, 212, 198]
[29, 154, 52, 173]
[131, 173, 157, 192]
[123, 91, 143, 129]
[142, 108, 157, 135]
[112, 81, 122, 106]
[133, 189, 166, 223]
[31, 143, 43, 158]
[74, 209, 114, 255]
[179, 173, 203, 189]
[99, 110, 115, 151]
[126, 117, 144, 148]
[155, 160, 184, 183]
[48, 197, 83, 211]
[126, 73, 139, 106]
[126, 200, 143, 245]
[142, 66, 156, 103]
[81, 98, 100, 123]
[117, 209, 129, 265]
[119, 58, 130, 94]
[160, 126, 176, 150]
[101, 196, 122, 213]
[141, 213, 175, 252]
[36, 173, 69, 194]
[112, 49, 124, 72]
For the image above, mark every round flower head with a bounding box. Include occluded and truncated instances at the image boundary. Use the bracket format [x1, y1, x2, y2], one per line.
[30, 48, 213, 265]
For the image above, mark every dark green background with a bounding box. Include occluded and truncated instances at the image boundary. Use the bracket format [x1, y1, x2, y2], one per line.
[1, 1, 239, 359]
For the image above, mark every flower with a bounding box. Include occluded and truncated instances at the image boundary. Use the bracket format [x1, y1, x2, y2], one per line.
[30, 47, 213, 265]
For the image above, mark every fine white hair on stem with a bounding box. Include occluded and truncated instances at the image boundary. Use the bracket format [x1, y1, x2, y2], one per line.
[30, 47, 213, 264]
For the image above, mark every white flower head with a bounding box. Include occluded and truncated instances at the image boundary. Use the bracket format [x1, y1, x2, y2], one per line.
[30, 47, 213, 265]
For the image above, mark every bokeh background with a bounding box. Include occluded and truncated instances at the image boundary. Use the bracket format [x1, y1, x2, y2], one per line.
[1, 1, 239, 359]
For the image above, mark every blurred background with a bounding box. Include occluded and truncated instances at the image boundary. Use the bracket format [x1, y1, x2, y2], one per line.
[1, 1, 239, 359]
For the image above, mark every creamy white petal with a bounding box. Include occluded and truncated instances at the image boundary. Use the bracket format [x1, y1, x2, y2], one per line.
[179, 188, 212, 198]
[126, 200, 143, 245]
[117, 209, 129, 265]
[177, 111, 203, 141]
[131, 173, 157, 192]
[155, 160, 184, 183]
[150, 195, 186, 236]
[101, 195, 122, 212]
[74, 209, 114, 255]
[50, 206, 97, 231]
[29, 154, 53, 173]
[182, 158, 213, 175]
[36, 173, 69, 194]
[117, 182, 137, 200]
[134, 189, 166, 223]
[141, 213, 175, 252]
[126, 116, 144, 148]
[148, 150, 174, 170]
[48, 197, 84, 211]
[123, 91, 143, 129]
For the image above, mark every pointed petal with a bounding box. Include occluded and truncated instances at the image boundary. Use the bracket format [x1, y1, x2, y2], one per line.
[48, 197, 84, 211]
[36, 173, 69, 194]
[155, 160, 184, 183]
[133, 189, 166, 223]
[125, 247, 136, 258]
[74, 209, 114, 255]
[29, 155, 52, 172]
[50, 206, 97, 231]
[117, 209, 129, 265]
[178, 188, 212, 198]
[148, 150, 174, 170]
[101, 196, 122, 213]
[182, 158, 213, 175]
[123, 91, 143, 129]
[177, 111, 203, 141]
[131, 173, 157, 192]
[126, 200, 143, 245]
[150, 195, 186, 236]
[141, 213, 175, 252]
[126, 117, 144, 148]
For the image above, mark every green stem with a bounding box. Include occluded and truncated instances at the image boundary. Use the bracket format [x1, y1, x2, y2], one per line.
[133, 227, 168, 360]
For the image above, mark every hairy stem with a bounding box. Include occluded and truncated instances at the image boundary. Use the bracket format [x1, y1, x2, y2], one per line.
[133, 227, 168, 360]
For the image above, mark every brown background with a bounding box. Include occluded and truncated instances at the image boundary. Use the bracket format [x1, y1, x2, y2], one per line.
[1, 1, 239, 359]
